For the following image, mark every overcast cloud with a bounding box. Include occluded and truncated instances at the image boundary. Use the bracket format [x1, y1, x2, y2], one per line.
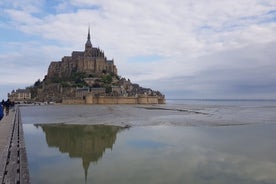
[0, 0, 276, 99]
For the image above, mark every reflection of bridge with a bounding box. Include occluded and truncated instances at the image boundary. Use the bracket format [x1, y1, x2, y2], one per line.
[38, 124, 124, 183]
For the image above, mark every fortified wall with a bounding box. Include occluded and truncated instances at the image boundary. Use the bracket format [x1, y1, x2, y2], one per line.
[63, 95, 165, 105]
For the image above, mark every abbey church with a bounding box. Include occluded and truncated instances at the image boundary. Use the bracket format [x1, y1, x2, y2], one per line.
[9, 27, 165, 104]
[47, 27, 117, 78]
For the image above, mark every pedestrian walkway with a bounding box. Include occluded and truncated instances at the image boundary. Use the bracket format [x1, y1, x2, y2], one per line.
[0, 107, 30, 184]
[0, 110, 15, 183]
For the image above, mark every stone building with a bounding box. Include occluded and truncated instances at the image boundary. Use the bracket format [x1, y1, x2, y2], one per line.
[8, 89, 31, 102]
[47, 27, 117, 79]
[76, 87, 106, 98]
[76, 87, 90, 98]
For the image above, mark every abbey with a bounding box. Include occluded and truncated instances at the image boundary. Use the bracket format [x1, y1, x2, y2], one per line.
[8, 28, 165, 104]
[47, 27, 117, 78]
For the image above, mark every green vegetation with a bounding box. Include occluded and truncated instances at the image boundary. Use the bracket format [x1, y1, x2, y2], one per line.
[26, 79, 43, 100]
[34, 79, 42, 87]
[51, 77, 63, 83]
[70, 72, 88, 82]
[49, 72, 89, 87]
[45, 71, 120, 90]
[102, 74, 113, 84]
[28, 71, 122, 100]
[60, 81, 70, 88]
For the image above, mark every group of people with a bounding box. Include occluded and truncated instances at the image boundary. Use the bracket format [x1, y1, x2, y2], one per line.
[0, 99, 12, 120]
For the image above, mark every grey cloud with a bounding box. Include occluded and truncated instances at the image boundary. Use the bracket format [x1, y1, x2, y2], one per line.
[1, 0, 276, 99]
[139, 41, 276, 99]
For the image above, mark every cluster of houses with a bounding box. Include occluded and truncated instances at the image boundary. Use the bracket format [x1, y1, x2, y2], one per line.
[8, 89, 31, 103]
[76, 77, 162, 99]
[8, 78, 164, 104]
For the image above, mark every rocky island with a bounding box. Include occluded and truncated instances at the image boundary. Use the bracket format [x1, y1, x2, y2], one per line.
[9, 28, 165, 104]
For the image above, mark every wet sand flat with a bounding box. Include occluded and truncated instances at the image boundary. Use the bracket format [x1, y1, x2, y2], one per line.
[20, 103, 276, 127]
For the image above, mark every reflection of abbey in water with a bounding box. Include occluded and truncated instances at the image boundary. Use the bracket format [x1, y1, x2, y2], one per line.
[38, 124, 124, 182]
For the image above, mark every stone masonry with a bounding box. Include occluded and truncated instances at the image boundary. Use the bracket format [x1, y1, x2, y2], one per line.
[47, 27, 117, 79]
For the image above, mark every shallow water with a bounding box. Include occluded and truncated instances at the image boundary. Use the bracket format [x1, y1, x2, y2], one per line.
[21, 101, 276, 183]
[23, 123, 276, 184]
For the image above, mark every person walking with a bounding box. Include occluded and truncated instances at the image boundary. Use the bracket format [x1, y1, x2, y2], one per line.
[0, 103, 3, 120]
[4, 99, 10, 116]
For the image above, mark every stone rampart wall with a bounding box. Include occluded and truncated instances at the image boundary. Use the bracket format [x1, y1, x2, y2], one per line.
[63, 96, 164, 104]
[63, 97, 85, 104]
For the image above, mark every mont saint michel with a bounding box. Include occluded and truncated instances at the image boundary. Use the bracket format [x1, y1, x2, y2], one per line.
[9, 28, 165, 104]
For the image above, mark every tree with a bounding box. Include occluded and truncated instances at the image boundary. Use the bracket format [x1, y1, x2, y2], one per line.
[34, 79, 41, 87]
[102, 74, 112, 84]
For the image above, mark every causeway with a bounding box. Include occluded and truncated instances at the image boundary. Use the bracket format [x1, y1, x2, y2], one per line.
[0, 107, 30, 184]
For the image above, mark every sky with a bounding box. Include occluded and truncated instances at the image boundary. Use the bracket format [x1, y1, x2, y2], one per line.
[0, 0, 276, 100]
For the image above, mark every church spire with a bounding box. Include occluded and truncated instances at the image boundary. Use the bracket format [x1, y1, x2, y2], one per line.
[85, 26, 92, 50]
[87, 26, 91, 41]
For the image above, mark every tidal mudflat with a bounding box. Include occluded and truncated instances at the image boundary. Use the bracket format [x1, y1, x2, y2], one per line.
[21, 101, 276, 183]
[21, 102, 276, 127]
